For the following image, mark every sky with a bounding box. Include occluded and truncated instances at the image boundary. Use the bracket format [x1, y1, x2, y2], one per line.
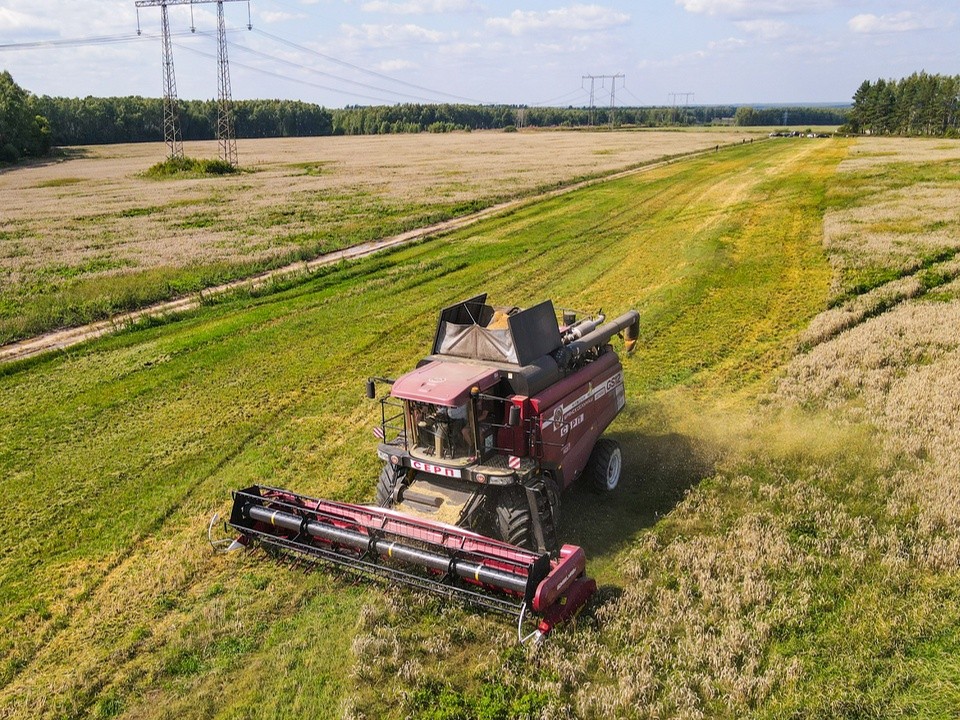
[0, 0, 957, 108]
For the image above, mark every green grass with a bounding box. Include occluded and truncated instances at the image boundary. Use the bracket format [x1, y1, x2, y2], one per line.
[4, 138, 959, 718]
[141, 156, 239, 179]
[32, 177, 84, 188]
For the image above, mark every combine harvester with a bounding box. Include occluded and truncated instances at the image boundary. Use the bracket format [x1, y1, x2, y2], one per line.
[221, 294, 638, 642]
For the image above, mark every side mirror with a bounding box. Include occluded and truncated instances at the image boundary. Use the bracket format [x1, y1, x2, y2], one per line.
[508, 405, 521, 427]
[365, 379, 376, 399]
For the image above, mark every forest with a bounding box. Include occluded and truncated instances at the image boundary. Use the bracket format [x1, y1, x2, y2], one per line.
[845, 72, 960, 136]
[298, 103, 846, 135]
[33, 95, 334, 146]
[0, 71, 51, 162]
[1, 68, 849, 156]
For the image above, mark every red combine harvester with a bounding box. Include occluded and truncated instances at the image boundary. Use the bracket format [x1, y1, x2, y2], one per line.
[223, 294, 638, 642]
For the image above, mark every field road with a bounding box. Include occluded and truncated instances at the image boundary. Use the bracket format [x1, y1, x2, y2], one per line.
[0, 143, 745, 364]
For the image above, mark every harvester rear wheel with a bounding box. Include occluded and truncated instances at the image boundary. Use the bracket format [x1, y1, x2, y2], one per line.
[586, 438, 622, 493]
[375, 463, 403, 507]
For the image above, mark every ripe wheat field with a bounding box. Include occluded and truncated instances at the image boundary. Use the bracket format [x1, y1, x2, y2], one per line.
[1, 134, 960, 719]
[0, 128, 761, 345]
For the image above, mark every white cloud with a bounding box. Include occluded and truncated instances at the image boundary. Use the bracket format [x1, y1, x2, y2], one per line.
[676, 0, 832, 16]
[361, 0, 479, 13]
[707, 36, 747, 51]
[637, 47, 708, 72]
[486, 4, 630, 36]
[339, 22, 447, 47]
[375, 58, 419, 70]
[437, 41, 485, 55]
[533, 42, 565, 53]
[848, 12, 938, 35]
[258, 10, 305, 24]
[0, 7, 59, 33]
[734, 19, 791, 40]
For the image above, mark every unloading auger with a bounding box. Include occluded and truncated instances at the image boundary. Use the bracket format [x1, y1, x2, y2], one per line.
[219, 294, 639, 642]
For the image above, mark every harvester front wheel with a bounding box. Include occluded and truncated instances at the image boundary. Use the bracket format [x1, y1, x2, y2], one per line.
[493, 482, 559, 556]
[586, 438, 622, 493]
[494, 487, 535, 551]
[375, 463, 404, 507]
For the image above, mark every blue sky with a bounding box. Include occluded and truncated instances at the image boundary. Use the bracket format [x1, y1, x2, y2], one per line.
[1, 1, 957, 106]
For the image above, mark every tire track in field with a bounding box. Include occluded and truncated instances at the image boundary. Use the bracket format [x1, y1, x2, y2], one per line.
[0, 143, 753, 365]
[0, 420, 268, 710]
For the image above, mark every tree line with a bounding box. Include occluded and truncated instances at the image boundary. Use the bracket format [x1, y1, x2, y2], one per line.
[328, 103, 847, 134]
[0, 71, 51, 162]
[2, 68, 854, 162]
[33, 95, 333, 146]
[731, 105, 848, 127]
[845, 72, 960, 136]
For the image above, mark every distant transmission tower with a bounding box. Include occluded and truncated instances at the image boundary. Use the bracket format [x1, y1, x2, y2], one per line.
[668, 92, 695, 124]
[582, 75, 597, 125]
[608, 73, 624, 128]
[583, 74, 625, 127]
[136, 0, 250, 164]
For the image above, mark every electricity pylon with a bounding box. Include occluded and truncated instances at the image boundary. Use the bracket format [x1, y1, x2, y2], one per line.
[136, 0, 250, 164]
[136, 0, 183, 159]
[215, 1, 237, 165]
[583, 74, 625, 127]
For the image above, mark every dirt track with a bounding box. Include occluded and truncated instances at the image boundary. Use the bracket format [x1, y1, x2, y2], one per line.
[0, 144, 737, 364]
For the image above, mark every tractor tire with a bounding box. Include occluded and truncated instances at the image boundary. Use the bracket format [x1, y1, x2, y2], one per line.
[542, 476, 560, 531]
[494, 486, 536, 551]
[585, 438, 622, 493]
[375, 463, 403, 507]
[536, 476, 560, 557]
[493, 481, 560, 556]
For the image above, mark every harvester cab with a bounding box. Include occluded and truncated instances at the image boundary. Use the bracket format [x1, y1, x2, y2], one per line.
[222, 293, 638, 642]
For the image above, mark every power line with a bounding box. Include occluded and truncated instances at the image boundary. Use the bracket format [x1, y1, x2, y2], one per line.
[251, 27, 488, 105]
[1, 25, 491, 106]
[622, 86, 645, 106]
[215, 1, 240, 166]
[0, 31, 194, 51]
[175, 42, 402, 104]
[226, 40, 439, 103]
[608, 74, 624, 127]
[136, 0, 185, 159]
[136, 0, 249, 164]
[529, 87, 589, 107]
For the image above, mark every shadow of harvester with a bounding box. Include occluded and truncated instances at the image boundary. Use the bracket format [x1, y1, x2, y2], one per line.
[560, 431, 717, 563]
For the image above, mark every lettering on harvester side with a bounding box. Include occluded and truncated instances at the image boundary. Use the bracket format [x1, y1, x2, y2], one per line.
[410, 459, 462, 478]
[542, 372, 625, 431]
